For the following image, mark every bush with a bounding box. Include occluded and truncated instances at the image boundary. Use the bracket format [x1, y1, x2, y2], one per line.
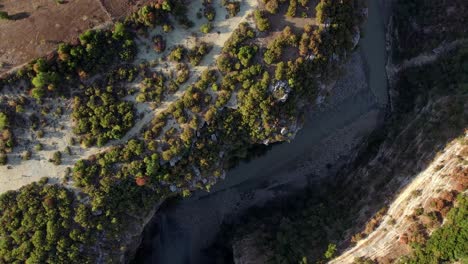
[36, 130, 44, 138]
[22, 150, 32, 160]
[176, 63, 190, 84]
[0, 112, 8, 130]
[35, 143, 43, 151]
[51, 151, 62, 165]
[224, 1, 241, 17]
[204, 5, 216, 21]
[200, 22, 213, 34]
[299, 0, 309, 7]
[0, 11, 9, 20]
[217, 54, 233, 73]
[188, 42, 211, 66]
[0, 153, 7, 165]
[286, 0, 297, 17]
[263, 26, 297, 64]
[253, 10, 270, 32]
[264, 0, 279, 14]
[153, 35, 166, 53]
[168, 46, 185, 62]
[237, 45, 258, 67]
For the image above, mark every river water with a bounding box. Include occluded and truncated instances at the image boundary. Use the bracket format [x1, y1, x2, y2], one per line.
[133, 0, 389, 263]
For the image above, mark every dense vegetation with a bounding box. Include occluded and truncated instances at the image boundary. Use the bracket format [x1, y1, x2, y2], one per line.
[400, 194, 467, 263]
[0, 181, 93, 263]
[72, 74, 136, 146]
[28, 23, 136, 101]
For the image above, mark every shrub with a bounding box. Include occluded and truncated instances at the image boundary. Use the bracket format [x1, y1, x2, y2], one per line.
[22, 150, 32, 160]
[176, 63, 190, 84]
[35, 143, 43, 151]
[168, 46, 185, 62]
[0, 11, 9, 20]
[286, 0, 297, 17]
[265, 0, 279, 14]
[188, 42, 211, 66]
[163, 24, 173, 32]
[217, 54, 233, 73]
[253, 10, 270, 31]
[0, 153, 7, 165]
[0, 112, 8, 130]
[200, 22, 213, 34]
[72, 84, 135, 146]
[224, 1, 241, 17]
[299, 0, 309, 7]
[204, 5, 216, 21]
[51, 151, 62, 165]
[237, 45, 258, 67]
[153, 35, 166, 53]
[36, 130, 44, 138]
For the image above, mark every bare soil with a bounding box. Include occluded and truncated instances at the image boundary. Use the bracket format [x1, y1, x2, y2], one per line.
[0, 0, 152, 76]
[0, 0, 112, 75]
[100, 0, 155, 19]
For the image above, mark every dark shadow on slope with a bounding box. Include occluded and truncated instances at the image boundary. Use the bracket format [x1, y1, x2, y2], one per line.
[9, 12, 30, 20]
[204, 45, 468, 264]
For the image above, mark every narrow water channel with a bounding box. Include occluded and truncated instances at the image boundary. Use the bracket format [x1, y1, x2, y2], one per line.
[133, 0, 389, 263]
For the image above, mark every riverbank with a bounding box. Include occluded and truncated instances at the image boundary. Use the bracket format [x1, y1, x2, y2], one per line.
[134, 52, 387, 264]
[132, 0, 389, 262]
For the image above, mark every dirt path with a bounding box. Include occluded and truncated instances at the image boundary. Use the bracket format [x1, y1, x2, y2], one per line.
[330, 134, 467, 263]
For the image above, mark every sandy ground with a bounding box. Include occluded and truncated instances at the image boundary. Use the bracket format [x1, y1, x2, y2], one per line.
[330, 135, 467, 263]
[0, 0, 258, 194]
[0, 95, 75, 193]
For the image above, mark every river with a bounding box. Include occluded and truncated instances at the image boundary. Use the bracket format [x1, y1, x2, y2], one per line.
[133, 0, 389, 263]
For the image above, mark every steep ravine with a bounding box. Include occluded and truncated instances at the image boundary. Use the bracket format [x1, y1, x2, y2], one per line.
[223, 0, 468, 262]
[131, 0, 390, 262]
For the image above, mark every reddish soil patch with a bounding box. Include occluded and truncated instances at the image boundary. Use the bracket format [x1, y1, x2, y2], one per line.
[100, 0, 154, 19]
[0, 0, 111, 76]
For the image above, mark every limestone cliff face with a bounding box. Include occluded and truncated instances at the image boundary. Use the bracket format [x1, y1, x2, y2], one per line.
[330, 95, 467, 263]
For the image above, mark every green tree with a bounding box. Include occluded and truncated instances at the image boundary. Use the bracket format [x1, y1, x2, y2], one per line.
[286, 0, 297, 17]
[253, 10, 270, 31]
[31, 87, 46, 100]
[324, 243, 337, 259]
[237, 45, 257, 67]
[0, 112, 8, 130]
[200, 23, 213, 34]
[0, 11, 9, 20]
